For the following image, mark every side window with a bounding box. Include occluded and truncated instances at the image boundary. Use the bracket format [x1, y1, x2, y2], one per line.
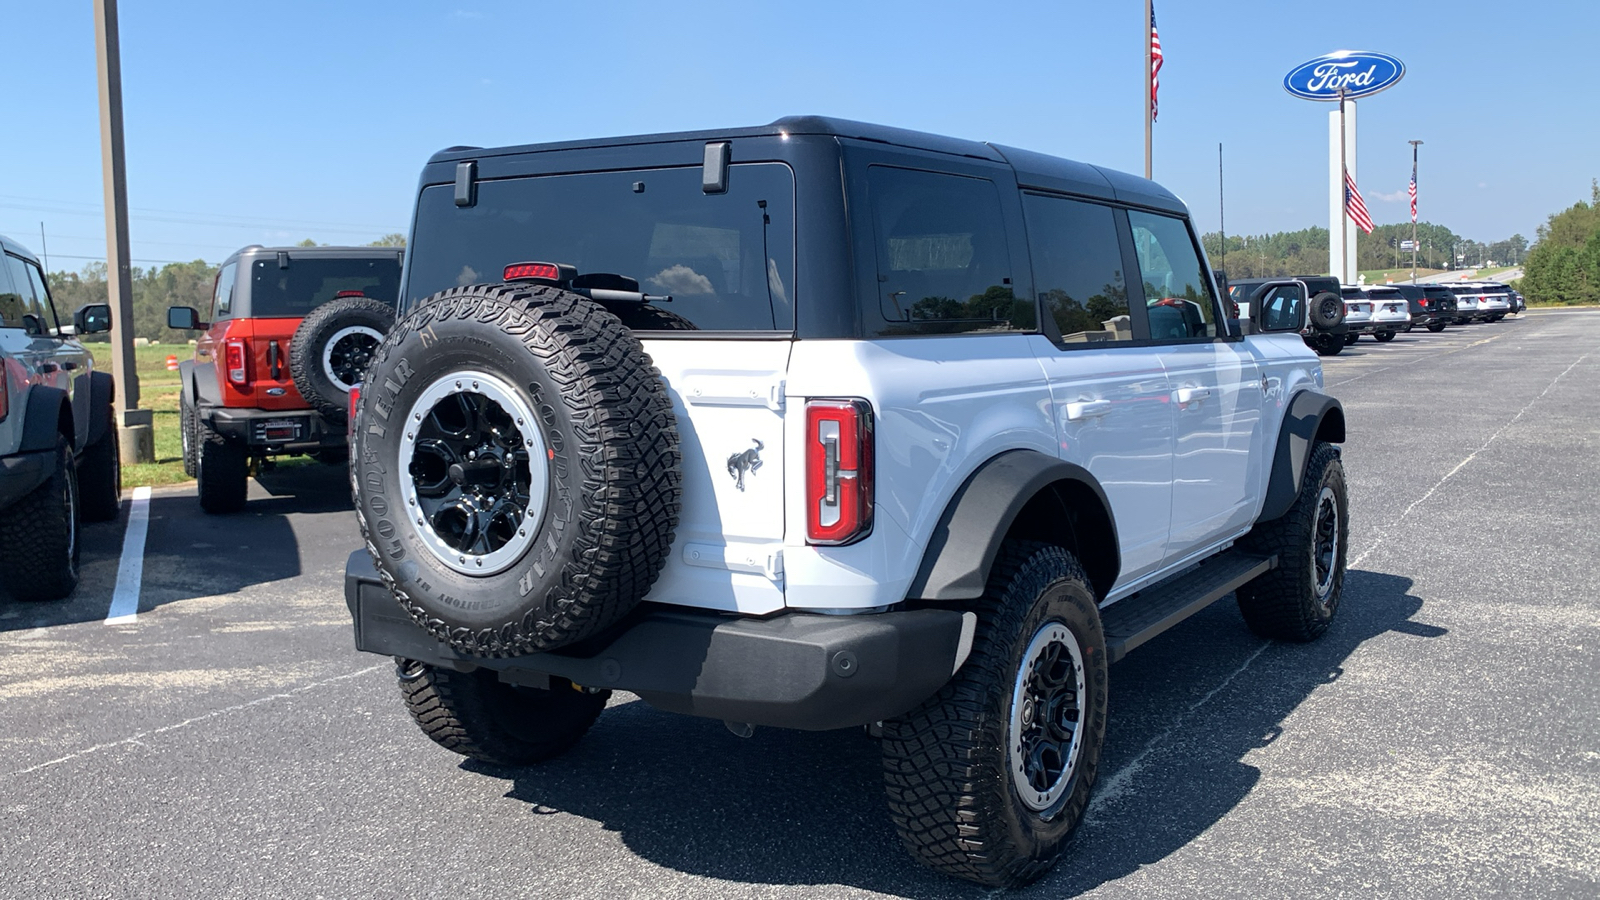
[1258, 285, 1305, 331]
[0, 254, 21, 329]
[2, 254, 47, 335]
[1127, 210, 1220, 340]
[1022, 193, 1133, 345]
[867, 166, 1031, 336]
[24, 262, 61, 334]
[213, 262, 237, 320]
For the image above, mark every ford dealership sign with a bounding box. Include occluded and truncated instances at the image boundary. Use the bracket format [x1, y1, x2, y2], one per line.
[1283, 50, 1405, 101]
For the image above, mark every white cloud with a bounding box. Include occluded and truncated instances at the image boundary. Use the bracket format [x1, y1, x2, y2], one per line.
[1371, 190, 1407, 203]
[648, 264, 714, 296]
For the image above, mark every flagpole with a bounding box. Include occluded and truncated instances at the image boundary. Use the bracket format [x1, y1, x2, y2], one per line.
[1338, 86, 1348, 283]
[1409, 139, 1423, 283]
[1143, 0, 1152, 180]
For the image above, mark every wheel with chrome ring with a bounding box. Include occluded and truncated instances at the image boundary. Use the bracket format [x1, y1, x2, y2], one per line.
[351, 282, 681, 658]
[290, 295, 395, 421]
[881, 541, 1108, 888]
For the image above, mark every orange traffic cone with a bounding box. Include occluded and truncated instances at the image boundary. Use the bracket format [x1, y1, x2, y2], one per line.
[165, 355, 178, 371]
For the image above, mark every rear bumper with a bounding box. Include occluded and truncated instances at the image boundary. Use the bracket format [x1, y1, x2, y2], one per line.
[344, 551, 972, 731]
[200, 405, 343, 452]
[0, 448, 55, 509]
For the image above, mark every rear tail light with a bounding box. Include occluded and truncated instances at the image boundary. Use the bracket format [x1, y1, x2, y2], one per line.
[225, 339, 249, 385]
[334, 289, 365, 298]
[806, 399, 874, 545]
[348, 382, 361, 440]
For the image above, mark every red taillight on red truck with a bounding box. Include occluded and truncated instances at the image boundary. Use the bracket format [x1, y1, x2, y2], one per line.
[805, 399, 874, 545]
[225, 339, 249, 385]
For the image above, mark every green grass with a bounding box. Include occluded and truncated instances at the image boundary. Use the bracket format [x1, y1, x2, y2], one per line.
[1359, 267, 1447, 283]
[89, 342, 191, 488]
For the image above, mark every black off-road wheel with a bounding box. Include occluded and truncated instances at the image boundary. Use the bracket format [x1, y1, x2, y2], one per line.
[398, 661, 609, 766]
[0, 436, 80, 602]
[1310, 333, 1344, 356]
[196, 418, 249, 514]
[352, 283, 681, 657]
[881, 542, 1109, 888]
[78, 407, 122, 523]
[1309, 291, 1346, 330]
[1236, 441, 1348, 641]
[1343, 333, 1359, 345]
[1374, 330, 1396, 342]
[290, 296, 394, 421]
[180, 396, 198, 477]
[1426, 321, 1447, 333]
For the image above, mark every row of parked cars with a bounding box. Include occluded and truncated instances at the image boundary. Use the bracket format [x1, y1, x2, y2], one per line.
[1226, 276, 1525, 355]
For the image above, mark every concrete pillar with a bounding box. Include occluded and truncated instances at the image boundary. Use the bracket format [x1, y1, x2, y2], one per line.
[1328, 101, 1358, 283]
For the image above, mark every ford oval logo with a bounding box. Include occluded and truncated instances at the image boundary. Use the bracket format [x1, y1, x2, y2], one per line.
[1283, 50, 1405, 101]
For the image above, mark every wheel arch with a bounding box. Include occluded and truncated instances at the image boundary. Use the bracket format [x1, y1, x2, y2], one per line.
[1259, 389, 1345, 523]
[18, 385, 74, 453]
[83, 371, 115, 448]
[905, 450, 1120, 603]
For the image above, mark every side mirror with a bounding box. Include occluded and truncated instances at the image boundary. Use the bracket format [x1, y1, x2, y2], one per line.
[74, 303, 112, 335]
[1247, 280, 1311, 334]
[167, 306, 204, 331]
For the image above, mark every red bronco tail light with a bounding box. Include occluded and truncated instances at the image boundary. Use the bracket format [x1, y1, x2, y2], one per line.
[225, 339, 249, 385]
[806, 399, 874, 545]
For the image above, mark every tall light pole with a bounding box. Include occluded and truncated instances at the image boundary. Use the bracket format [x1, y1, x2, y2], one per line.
[1409, 140, 1423, 283]
[95, 0, 153, 463]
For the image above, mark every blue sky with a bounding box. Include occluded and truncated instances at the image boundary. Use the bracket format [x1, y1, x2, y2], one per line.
[2, 0, 1592, 269]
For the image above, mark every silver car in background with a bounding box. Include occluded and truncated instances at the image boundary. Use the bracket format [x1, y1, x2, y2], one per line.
[1362, 285, 1412, 341]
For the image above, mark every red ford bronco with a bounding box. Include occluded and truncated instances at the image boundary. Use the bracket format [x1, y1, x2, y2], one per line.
[168, 245, 401, 513]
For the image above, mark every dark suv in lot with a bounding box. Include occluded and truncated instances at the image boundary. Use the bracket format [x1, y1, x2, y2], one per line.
[1391, 283, 1457, 332]
[0, 234, 117, 601]
[168, 245, 401, 513]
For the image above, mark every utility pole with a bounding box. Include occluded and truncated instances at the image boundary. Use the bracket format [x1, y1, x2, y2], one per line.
[95, 0, 152, 463]
[1409, 140, 1422, 283]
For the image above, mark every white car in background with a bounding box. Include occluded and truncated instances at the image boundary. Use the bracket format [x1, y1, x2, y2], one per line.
[1447, 284, 1486, 323]
[1340, 286, 1374, 344]
[1475, 283, 1512, 321]
[1362, 285, 1412, 341]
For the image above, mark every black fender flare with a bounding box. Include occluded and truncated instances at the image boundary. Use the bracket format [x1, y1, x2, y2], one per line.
[906, 450, 1120, 602]
[1259, 390, 1346, 523]
[80, 371, 115, 448]
[178, 359, 197, 407]
[18, 385, 72, 453]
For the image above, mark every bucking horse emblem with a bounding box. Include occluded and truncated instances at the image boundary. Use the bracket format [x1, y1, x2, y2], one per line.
[726, 439, 764, 492]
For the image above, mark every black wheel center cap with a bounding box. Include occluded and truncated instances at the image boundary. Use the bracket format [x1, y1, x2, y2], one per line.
[449, 455, 503, 489]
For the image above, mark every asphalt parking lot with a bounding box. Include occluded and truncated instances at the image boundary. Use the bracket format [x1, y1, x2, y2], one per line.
[3, 309, 1597, 899]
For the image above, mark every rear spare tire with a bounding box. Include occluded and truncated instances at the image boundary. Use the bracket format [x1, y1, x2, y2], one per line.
[1309, 291, 1345, 330]
[352, 283, 681, 657]
[290, 296, 395, 421]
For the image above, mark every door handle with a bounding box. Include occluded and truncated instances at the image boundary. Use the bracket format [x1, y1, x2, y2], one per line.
[1065, 399, 1113, 421]
[1175, 386, 1212, 404]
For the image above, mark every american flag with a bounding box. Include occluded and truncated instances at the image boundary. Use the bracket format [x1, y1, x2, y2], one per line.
[1345, 169, 1375, 234]
[1409, 159, 1418, 223]
[1149, 6, 1163, 121]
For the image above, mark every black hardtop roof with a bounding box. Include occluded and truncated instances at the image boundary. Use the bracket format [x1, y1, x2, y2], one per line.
[427, 115, 1186, 215]
[227, 245, 404, 264]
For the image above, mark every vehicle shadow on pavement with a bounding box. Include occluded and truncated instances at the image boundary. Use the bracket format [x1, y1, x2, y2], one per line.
[0, 463, 352, 630]
[473, 568, 1439, 898]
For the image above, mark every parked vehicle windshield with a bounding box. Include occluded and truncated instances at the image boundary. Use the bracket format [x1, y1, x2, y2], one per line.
[404, 163, 796, 332]
[247, 256, 401, 317]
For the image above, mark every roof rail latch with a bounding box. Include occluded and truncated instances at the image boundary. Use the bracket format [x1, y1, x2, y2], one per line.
[454, 160, 477, 208]
[702, 142, 730, 194]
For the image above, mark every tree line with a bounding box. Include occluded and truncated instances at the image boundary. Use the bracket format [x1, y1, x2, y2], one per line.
[1515, 180, 1600, 305]
[1201, 222, 1527, 280]
[43, 234, 405, 341]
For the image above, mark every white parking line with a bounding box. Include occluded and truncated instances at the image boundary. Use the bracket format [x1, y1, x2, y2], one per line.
[105, 486, 152, 624]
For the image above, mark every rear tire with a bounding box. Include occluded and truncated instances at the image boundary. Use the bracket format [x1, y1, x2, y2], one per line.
[289, 296, 395, 421]
[1374, 330, 1396, 342]
[0, 436, 80, 602]
[881, 542, 1108, 888]
[1237, 442, 1347, 642]
[78, 409, 122, 522]
[196, 419, 249, 514]
[1343, 333, 1359, 345]
[398, 662, 608, 766]
[1310, 334, 1343, 356]
[1426, 322, 1446, 333]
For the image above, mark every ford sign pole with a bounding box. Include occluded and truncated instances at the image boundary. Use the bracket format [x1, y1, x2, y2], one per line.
[1283, 52, 1406, 288]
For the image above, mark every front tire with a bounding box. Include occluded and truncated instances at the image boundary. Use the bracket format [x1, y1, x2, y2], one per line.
[0, 435, 80, 601]
[881, 542, 1108, 888]
[1237, 441, 1348, 641]
[398, 662, 608, 766]
[196, 419, 249, 514]
[180, 397, 198, 477]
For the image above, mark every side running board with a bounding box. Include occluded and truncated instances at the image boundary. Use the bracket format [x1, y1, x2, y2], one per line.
[1100, 550, 1277, 663]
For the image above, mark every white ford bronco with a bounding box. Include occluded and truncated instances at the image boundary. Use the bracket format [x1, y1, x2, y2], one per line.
[343, 117, 1349, 888]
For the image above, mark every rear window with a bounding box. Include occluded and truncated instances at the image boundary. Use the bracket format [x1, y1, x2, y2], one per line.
[404, 163, 796, 332]
[1341, 288, 1365, 300]
[248, 256, 400, 317]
